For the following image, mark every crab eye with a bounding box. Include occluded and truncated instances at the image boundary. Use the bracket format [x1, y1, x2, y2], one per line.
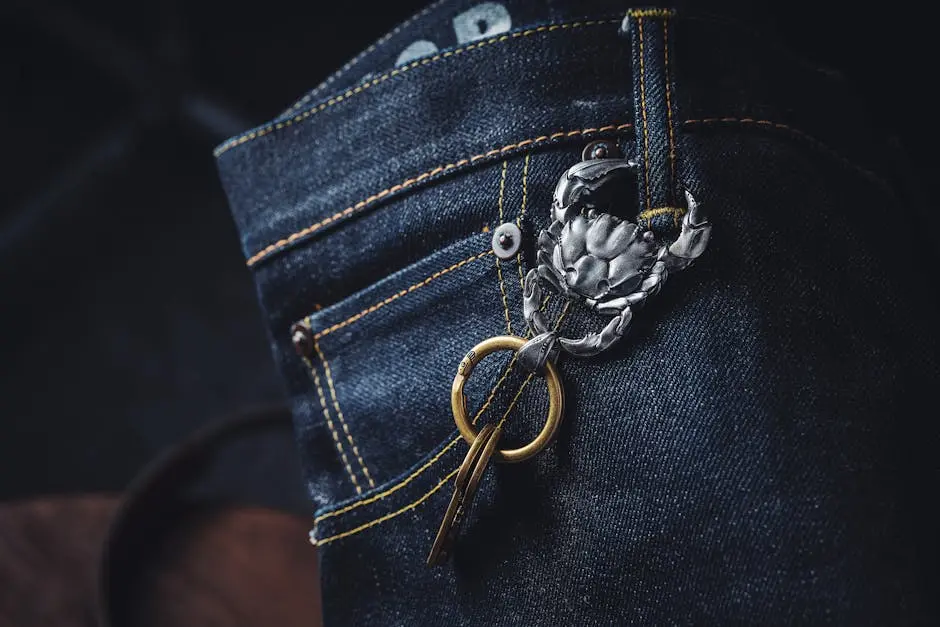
[582, 140, 619, 161]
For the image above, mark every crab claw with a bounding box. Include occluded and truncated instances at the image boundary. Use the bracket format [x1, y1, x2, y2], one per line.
[665, 189, 711, 270]
[552, 158, 638, 223]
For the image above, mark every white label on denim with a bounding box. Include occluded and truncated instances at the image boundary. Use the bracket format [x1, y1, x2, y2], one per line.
[395, 2, 511, 66]
[453, 3, 512, 43]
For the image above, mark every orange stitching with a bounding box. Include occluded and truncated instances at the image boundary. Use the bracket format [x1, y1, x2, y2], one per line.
[244, 123, 632, 267]
[516, 153, 530, 294]
[314, 249, 493, 340]
[302, 351, 363, 494]
[663, 17, 677, 202]
[637, 17, 652, 212]
[215, 19, 621, 157]
[495, 161, 514, 335]
[314, 341, 375, 489]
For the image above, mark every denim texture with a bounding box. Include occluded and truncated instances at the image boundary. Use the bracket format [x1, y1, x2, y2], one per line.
[216, 2, 939, 624]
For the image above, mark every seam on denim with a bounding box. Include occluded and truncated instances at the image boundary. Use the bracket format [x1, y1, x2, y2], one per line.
[283, 0, 447, 114]
[663, 17, 677, 202]
[302, 350, 363, 494]
[315, 434, 463, 523]
[313, 348, 520, 524]
[494, 301, 571, 430]
[313, 466, 461, 546]
[244, 123, 633, 267]
[628, 8, 676, 18]
[314, 340, 376, 489]
[313, 249, 493, 340]
[638, 206, 684, 225]
[681, 118, 888, 187]
[215, 19, 622, 157]
[516, 153, 530, 294]
[311, 301, 570, 544]
[495, 160, 514, 335]
[637, 17, 652, 212]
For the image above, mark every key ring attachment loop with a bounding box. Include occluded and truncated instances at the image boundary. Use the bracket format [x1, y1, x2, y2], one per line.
[451, 335, 564, 463]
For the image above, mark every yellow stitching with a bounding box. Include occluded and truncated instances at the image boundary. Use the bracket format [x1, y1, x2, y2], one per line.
[495, 161, 513, 335]
[516, 153, 530, 294]
[638, 206, 684, 223]
[472, 354, 519, 424]
[637, 17, 652, 212]
[663, 17, 677, 202]
[215, 19, 622, 157]
[315, 467, 460, 546]
[493, 302, 571, 428]
[244, 123, 633, 267]
[314, 349, 520, 525]
[629, 8, 675, 18]
[315, 436, 462, 523]
[303, 353, 362, 494]
[314, 341, 375, 489]
[314, 249, 493, 340]
[312, 301, 568, 538]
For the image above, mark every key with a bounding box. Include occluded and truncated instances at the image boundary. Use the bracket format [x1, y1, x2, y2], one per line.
[427, 423, 503, 566]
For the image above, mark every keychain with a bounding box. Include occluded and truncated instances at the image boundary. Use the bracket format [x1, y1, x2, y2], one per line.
[428, 140, 712, 565]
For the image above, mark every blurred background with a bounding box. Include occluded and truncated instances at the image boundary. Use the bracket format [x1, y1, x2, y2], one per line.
[0, 0, 935, 622]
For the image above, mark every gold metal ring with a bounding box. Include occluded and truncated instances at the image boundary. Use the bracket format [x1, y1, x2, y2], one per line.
[451, 335, 564, 463]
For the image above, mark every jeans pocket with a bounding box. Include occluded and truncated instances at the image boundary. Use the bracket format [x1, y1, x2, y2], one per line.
[292, 231, 527, 506]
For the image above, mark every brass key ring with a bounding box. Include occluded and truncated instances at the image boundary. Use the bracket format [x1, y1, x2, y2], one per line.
[451, 335, 564, 463]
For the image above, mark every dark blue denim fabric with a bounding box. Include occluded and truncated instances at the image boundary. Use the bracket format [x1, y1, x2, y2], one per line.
[216, 2, 939, 624]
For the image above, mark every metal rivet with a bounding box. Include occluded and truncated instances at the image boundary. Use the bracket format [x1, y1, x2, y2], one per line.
[582, 139, 619, 161]
[491, 222, 522, 259]
[290, 322, 313, 357]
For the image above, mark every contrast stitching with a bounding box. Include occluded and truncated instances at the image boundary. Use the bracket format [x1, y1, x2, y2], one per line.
[681, 118, 886, 184]
[315, 467, 460, 546]
[516, 153, 530, 294]
[629, 8, 676, 18]
[314, 341, 376, 489]
[639, 206, 684, 223]
[637, 17, 652, 212]
[314, 250, 493, 340]
[663, 17, 677, 203]
[315, 435, 462, 523]
[302, 352, 363, 494]
[312, 301, 571, 544]
[495, 161, 514, 335]
[284, 0, 446, 113]
[314, 348, 522, 524]
[244, 123, 633, 267]
[215, 19, 621, 157]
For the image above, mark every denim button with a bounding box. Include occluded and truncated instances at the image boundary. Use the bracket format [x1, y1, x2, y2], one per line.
[491, 222, 521, 259]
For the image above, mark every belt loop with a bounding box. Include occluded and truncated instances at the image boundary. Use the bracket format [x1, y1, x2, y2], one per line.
[621, 8, 679, 216]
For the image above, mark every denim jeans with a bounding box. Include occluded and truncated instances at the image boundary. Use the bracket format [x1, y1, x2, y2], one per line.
[215, 1, 939, 624]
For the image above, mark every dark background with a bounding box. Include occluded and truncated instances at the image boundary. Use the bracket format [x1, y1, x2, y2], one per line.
[1, 1, 934, 509]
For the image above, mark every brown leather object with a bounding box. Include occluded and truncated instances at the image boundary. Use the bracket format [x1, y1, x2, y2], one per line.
[0, 496, 321, 627]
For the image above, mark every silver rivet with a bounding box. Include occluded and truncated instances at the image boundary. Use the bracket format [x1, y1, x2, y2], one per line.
[491, 222, 522, 259]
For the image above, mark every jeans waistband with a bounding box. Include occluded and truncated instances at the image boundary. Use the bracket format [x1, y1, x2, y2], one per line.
[215, 4, 894, 271]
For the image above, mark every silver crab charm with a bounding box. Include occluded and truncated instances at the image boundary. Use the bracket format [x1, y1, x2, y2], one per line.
[523, 153, 712, 358]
